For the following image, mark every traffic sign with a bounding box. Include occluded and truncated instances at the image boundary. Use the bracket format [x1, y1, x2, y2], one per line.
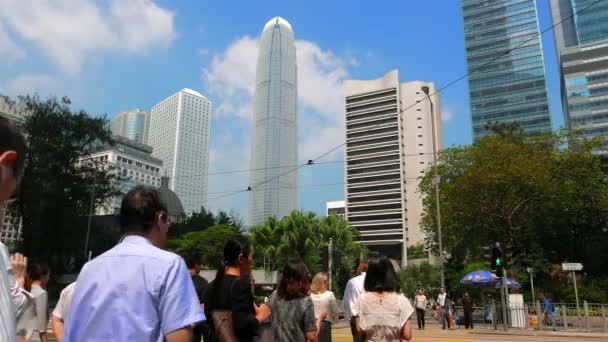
[562, 263, 583, 271]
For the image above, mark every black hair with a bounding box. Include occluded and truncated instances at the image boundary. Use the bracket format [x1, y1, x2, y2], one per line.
[364, 255, 400, 293]
[0, 116, 27, 180]
[119, 186, 167, 233]
[25, 263, 49, 291]
[183, 253, 202, 269]
[205, 236, 252, 311]
[277, 260, 309, 299]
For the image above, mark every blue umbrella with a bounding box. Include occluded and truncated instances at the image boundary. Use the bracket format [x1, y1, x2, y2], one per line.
[460, 270, 499, 285]
[495, 277, 521, 289]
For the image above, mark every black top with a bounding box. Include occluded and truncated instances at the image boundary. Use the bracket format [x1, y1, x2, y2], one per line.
[192, 274, 209, 303]
[203, 274, 258, 342]
[463, 297, 474, 312]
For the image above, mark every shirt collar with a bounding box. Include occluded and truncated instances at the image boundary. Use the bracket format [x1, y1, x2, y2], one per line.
[122, 235, 153, 246]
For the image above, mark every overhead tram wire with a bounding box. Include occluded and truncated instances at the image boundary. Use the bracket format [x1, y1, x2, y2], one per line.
[208, 0, 606, 203]
[165, 152, 440, 181]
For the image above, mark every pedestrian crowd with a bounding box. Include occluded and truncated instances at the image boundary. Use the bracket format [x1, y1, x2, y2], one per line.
[1, 117, 553, 342]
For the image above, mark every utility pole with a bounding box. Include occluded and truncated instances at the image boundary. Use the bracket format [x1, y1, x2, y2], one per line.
[421, 86, 444, 287]
[527, 267, 535, 302]
[84, 184, 95, 259]
[328, 237, 333, 291]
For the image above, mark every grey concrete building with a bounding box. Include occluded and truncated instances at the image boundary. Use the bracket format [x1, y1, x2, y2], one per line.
[344, 70, 442, 266]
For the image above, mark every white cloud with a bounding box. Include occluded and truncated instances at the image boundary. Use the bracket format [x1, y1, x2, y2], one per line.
[0, 0, 176, 75]
[2, 74, 58, 97]
[0, 22, 24, 60]
[203, 36, 258, 118]
[442, 106, 455, 122]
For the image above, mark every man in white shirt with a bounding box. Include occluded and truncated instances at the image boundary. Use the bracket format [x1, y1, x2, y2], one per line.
[343, 260, 367, 342]
[436, 287, 449, 329]
[51, 282, 76, 342]
[0, 117, 29, 342]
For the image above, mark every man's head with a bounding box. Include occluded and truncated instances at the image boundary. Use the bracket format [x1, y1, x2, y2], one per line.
[119, 186, 169, 248]
[440, 287, 445, 294]
[539, 293, 545, 300]
[183, 253, 202, 275]
[0, 117, 26, 204]
[464, 292, 469, 298]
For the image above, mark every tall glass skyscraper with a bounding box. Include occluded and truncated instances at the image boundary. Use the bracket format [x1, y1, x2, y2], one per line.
[111, 109, 150, 145]
[248, 17, 298, 226]
[149, 89, 212, 215]
[550, 0, 608, 143]
[461, 0, 552, 141]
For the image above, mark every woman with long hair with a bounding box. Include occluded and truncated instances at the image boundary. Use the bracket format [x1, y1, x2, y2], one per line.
[310, 272, 338, 342]
[269, 261, 317, 342]
[414, 288, 428, 330]
[356, 256, 414, 341]
[203, 236, 271, 342]
[17, 264, 50, 342]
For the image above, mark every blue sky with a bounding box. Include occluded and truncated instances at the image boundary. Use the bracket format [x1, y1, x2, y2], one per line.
[0, 0, 564, 221]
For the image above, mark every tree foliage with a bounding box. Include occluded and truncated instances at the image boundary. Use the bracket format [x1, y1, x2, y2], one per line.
[168, 224, 240, 268]
[15, 95, 116, 264]
[169, 207, 242, 239]
[419, 124, 608, 299]
[250, 211, 365, 297]
[400, 262, 441, 298]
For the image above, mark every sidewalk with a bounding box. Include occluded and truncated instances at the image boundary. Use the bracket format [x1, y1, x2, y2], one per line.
[470, 328, 608, 339]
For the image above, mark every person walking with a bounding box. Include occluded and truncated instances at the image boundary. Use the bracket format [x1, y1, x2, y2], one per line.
[51, 282, 76, 342]
[0, 117, 29, 342]
[436, 287, 450, 329]
[17, 264, 50, 342]
[184, 254, 209, 342]
[356, 255, 414, 341]
[64, 186, 205, 341]
[414, 288, 427, 330]
[203, 237, 271, 342]
[310, 272, 338, 342]
[343, 260, 367, 342]
[539, 293, 556, 329]
[462, 292, 474, 329]
[268, 261, 317, 342]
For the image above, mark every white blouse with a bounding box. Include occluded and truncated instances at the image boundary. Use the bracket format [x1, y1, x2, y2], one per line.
[311, 291, 339, 323]
[358, 292, 414, 342]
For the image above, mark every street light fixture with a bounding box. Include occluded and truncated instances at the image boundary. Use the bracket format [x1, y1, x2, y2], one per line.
[421, 86, 445, 288]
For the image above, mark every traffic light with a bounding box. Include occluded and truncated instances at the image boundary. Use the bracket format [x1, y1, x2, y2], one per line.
[483, 245, 492, 268]
[490, 243, 504, 274]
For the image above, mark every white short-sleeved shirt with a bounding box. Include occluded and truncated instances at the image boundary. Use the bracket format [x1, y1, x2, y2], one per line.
[358, 292, 414, 342]
[343, 273, 366, 320]
[16, 284, 48, 341]
[64, 236, 205, 341]
[52, 282, 76, 322]
[0, 242, 16, 342]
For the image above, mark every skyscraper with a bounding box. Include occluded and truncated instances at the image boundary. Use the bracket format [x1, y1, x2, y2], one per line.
[149, 89, 212, 215]
[461, 0, 552, 140]
[550, 0, 608, 143]
[111, 109, 150, 145]
[248, 17, 298, 226]
[344, 70, 442, 266]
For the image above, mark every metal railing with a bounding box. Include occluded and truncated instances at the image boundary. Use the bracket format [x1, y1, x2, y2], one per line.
[451, 301, 608, 333]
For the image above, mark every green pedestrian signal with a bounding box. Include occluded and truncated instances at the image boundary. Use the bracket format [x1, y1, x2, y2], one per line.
[495, 258, 502, 266]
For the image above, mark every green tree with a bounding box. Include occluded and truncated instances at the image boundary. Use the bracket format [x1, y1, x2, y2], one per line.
[419, 124, 608, 291]
[250, 211, 365, 297]
[168, 224, 240, 268]
[400, 262, 441, 298]
[15, 95, 115, 262]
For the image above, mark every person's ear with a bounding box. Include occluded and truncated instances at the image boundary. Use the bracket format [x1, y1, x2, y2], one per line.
[0, 151, 17, 180]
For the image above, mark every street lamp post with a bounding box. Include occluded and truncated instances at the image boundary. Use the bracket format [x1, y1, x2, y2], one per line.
[421, 86, 445, 288]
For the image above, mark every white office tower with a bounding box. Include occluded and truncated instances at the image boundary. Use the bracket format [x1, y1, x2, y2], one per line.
[344, 70, 442, 266]
[248, 17, 298, 226]
[149, 89, 212, 215]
